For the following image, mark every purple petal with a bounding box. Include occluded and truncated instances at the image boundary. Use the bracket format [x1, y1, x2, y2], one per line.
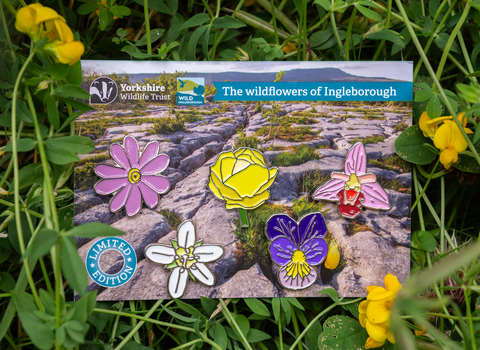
[138, 181, 159, 208]
[139, 142, 159, 169]
[125, 184, 142, 216]
[110, 144, 131, 170]
[298, 213, 327, 244]
[361, 182, 391, 210]
[278, 266, 317, 290]
[141, 175, 170, 194]
[266, 214, 299, 245]
[95, 164, 127, 179]
[345, 142, 367, 176]
[110, 183, 131, 212]
[270, 237, 296, 266]
[302, 237, 328, 266]
[124, 136, 139, 168]
[313, 178, 344, 201]
[141, 154, 169, 175]
[95, 178, 128, 195]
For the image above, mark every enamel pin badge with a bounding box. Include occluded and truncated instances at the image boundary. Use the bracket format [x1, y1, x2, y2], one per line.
[208, 147, 278, 228]
[144, 220, 224, 298]
[313, 142, 390, 219]
[94, 136, 170, 217]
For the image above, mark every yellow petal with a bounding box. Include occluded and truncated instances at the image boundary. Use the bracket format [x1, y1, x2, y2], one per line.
[33, 6, 61, 24]
[359, 313, 367, 328]
[367, 287, 395, 301]
[211, 151, 235, 181]
[419, 112, 436, 138]
[457, 112, 467, 127]
[209, 170, 242, 200]
[359, 300, 369, 314]
[220, 157, 237, 181]
[434, 122, 468, 153]
[208, 176, 224, 201]
[384, 273, 401, 293]
[366, 300, 391, 324]
[365, 336, 385, 349]
[225, 190, 270, 210]
[425, 116, 452, 125]
[50, 41, 84, 65]
[324, 240, 340, 270]
[387, 330, 396, 343]
[439, 149, 457, 169]
[15, 6, 37, 34]
[366, 285, 379, 293]
[465, 127, 474, 134]
[241, 148, 266, 166]
[256, 168, 278, 194]
[231, 158, 253, 175]
[224, 164, 269, 197]
[53, 19, 74, 43]
[366, 320, 388, 343]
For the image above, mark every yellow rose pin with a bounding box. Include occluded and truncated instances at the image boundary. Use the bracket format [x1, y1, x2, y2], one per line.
[208, 148, 278, 227]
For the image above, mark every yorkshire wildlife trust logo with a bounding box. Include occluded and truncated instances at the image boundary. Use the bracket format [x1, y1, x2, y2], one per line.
[86, 237, 137, 288]
[177, 77, 204, 105]
[90, 76, 118, 104]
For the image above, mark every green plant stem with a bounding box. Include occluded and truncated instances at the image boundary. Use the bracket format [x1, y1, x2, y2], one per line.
[143, 0, 152, 55]
[290, 305, 304, 350]
[239, 209, 249, 227]
[219, 299, 253, 350]
[114, 300, 163, 350]
[302, 0, 307, 60]
[94, 307, 195, 331]
[0, 0, 15, 60]
[270, 0, 280, 46]
[394, 0, 480, 167]
[411, 160, 440, 212]
[170, 339, 204, 350]
[201, 0, 215, 18]
[278, 311, 283, 350]
[129, 300, 141, 343]
[329, 3, 342, 51]
[0, 0, 15, 15]
[372, 0, 392, 60]
[344, 7, 358, 61]
[426, 312, 480, 321]
[255, 0, 298, 34]
[464, 280, 477, 349]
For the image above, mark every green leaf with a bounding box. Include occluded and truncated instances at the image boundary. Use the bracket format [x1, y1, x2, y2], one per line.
[214, 323, 228, 350]
[473, 122, 480, 144]
[23, 229, 60, 262]
[188, 25, 209, 60]
[136, 28, 165, 47]
[341, 298, 361, 319]
[280, 298, 291, 324]
[180, 13, 210, 30]
[319, 316, 367, 350]
[65, 61, 83, 86]
[313, 0, 331, 11]
[434, 32, 461, 54]
[366, 30, 405, 48]
[415, 89, 434, 103]
[318, 287, 339, 302]
[453, 153, 480, 173]
[66, 222, 124, 238]
[47, 63, 70, 81]
[306, 319, 323, 350]
[77, 3, 99, 15]
[272, 298, 280, 323]
[58, 97, 95, 111]
[415, 231, 437, 252]
[244, 298, 270, 317]
[0, 272, 15, 292]
[356, 4, 382, 21]
[309, 28, 333, 48]
[212, 16, 246, 29]
[61, 237, 88, 295]
[65, 320, 87, 344]
[46, 95, 60, 129]
[426, 95, 442, 119]
[110, 5, 131, 18]
[175, 299, 205, 320]
[233, 314, 250, 337]
[54, 84, 90, 99]
[286, 297, 305, 311]
[134, 0, 173, 15]
[18, 163, 44, 187]
[2, 138, 37, 152]
[44, 135, 94, 154]
[395, 125, 437, 165]
[246, 329, 271, 343]
[98, 6, 110, 31]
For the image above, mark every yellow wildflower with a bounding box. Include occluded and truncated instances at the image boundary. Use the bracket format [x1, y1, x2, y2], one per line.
[43, 19, 84, 65]
[15, 4, 62, 36]
[419, 112, 452, 138]
[433, 121, 468, 169]
[282, 42, 297, 54]
[359, 274, 401, 349]
[324, 240, 340, 270]
[454, 112, 473, 134]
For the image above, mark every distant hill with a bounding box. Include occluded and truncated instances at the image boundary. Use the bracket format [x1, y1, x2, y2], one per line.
[130, 68, 405, 85]
[177, 79, 200, 92]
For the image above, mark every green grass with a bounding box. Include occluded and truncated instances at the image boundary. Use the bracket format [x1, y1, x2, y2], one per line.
[368, 155, 411, 173]
[394, 121, 409, 132]
[272, 145, 320, 167]
[158, 209, 182, 230]
[234, 132, 259, 150]
[150, 116, 186, 134]
[350, 134, 386, 145]
[297, 170, 332, 195]
[76, 153, 110, 166]
[74, 162, 97, 190]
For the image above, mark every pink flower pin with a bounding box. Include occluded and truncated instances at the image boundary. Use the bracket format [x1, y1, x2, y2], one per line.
[94, 136, 170, 216]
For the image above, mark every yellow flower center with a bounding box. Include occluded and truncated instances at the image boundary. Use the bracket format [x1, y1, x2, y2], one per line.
[175, 247, 197, 269]
[128, 168, 141, 183]
[285, 250, 310, 279]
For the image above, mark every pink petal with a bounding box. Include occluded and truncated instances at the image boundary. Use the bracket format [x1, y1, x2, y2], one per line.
[139, 142, 160, 169]
[345, 142, 367, 176]
[125, 184, 142, 216]
[138, 181, 159, 208]
[110, 183, 131, 212]
[111, 144, 131, 170]
[95, 164, 127, 179]
[141, 175, 170, 194]
[124, 136, 139, 168]
[362, 182, 391, 210]
[313, 178, 344, 202]
[95, 178, 128, 195]
[141, 154, 170, 175]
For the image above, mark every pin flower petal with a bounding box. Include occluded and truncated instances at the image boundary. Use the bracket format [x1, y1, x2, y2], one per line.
[94, 136, 170, 216]
[266, 213, 328, 290]
[313, 142, 390, 219]
[144, 220, 224, 298]
[359, 273, 401, 349]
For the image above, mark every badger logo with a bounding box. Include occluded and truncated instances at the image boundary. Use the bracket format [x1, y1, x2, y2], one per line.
[89, 77, 118, 104]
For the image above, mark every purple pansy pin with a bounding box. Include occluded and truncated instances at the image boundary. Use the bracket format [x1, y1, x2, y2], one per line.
[94, 136, 170, 217]
[266, 213, 328, 290]
[313, 142, 390, 219]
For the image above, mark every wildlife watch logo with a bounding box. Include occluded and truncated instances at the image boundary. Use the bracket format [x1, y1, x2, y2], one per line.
[177, 77, 204, 105]
[90, 76, 118, 104]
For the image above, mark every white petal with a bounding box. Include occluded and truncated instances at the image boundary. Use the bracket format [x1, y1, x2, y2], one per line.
[177, 220, 196, 248]
[190, 262, 215, 286]
[193, 245, 224, 263]
[144, 244, 176, 265]
[168, 266, 188, 298]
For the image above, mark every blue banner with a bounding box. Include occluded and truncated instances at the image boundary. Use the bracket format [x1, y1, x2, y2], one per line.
[213, 82, 412, 101]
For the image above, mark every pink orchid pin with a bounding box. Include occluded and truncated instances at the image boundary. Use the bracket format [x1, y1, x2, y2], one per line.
[94, 136, 170, 216]
[313, 142, 390, 219]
